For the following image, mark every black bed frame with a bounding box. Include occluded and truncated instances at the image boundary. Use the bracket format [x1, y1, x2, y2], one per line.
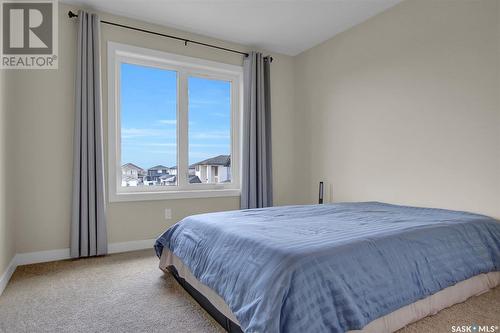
[168, 266, 243, 333]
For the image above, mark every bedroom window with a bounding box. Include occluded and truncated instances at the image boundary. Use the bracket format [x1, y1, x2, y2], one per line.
[108, 42, 242, 201]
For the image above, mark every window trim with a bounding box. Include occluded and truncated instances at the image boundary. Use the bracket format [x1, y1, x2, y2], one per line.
[107, 42, 242, 202]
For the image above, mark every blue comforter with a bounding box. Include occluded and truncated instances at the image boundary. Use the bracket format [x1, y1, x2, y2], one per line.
[154, 202, 500, 333]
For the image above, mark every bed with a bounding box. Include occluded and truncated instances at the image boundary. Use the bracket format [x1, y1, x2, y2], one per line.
[154, 202, 500, 333]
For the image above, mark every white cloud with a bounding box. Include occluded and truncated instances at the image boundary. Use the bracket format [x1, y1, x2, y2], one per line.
[144, 143, 177, 147]
[159, 119, 177, 125]
[122, 128, 175, 139]
[189, 143, 228, 148]
[134, 142, 227, 150]
[145, 150, 176, 155]
[211, 112, 229, 117]
[189, 98, 230, 109]
[190, 131, 230, 140]
[189, 151, 217, 160]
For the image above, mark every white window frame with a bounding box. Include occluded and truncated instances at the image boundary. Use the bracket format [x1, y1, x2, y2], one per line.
[108, 42, 242, 202]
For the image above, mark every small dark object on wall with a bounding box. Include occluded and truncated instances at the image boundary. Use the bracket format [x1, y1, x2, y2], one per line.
[319, 181, 324, 204]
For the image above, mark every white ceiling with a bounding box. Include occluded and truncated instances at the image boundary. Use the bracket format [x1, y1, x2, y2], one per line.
[61, 0, 403, 56]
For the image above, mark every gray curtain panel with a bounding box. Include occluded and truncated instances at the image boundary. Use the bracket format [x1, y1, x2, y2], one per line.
[71, 11, 107, 258]
[241, 52, 273, 209]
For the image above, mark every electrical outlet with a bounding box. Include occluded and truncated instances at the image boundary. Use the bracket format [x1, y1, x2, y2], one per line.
[164, 208, 172, 220]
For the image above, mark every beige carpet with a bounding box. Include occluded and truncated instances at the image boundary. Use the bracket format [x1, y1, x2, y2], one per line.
[0, 250, 498, 333]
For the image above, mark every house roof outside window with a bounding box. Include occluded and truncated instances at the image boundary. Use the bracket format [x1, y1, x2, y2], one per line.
[122, 163, 145, 171]
[190, 155, 230, 167]
[158, 174, 202, 184]
[148, 165, 169, 171]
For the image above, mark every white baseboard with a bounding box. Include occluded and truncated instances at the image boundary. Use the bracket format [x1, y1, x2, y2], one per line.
[108, 238, 156, 254]
[15, 248, 71, 266]
[0, 257, 17, 297]
[0, 238, 156, 297]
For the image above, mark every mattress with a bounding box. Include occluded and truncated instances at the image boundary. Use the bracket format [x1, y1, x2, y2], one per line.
[155, 202, 500, 332]
[160, 249, 500, 333]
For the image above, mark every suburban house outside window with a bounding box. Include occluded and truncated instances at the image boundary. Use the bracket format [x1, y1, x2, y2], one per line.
[108, 42, 242, 201]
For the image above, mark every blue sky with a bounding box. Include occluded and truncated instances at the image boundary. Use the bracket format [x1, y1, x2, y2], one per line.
[121, 63, 231, 169]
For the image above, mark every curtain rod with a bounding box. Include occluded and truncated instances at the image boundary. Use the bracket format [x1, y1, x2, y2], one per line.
[68, 10, 272, 62]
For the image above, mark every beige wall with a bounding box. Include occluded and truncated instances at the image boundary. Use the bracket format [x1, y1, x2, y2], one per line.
[294, 0, 500, 218]
[7, 3, 297, 253]
[0, 66, 16, 274]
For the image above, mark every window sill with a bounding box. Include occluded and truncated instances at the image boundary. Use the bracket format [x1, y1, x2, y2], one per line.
[109, 188, 241, 202]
